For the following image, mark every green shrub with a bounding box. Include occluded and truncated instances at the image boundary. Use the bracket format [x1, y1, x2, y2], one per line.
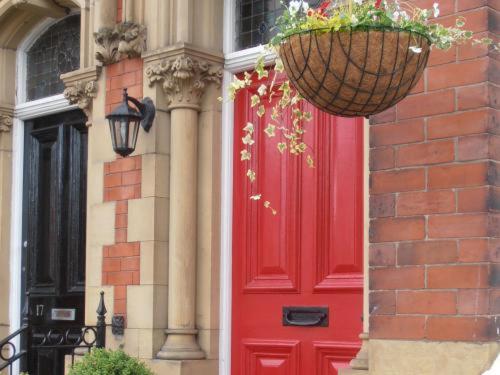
[68, 348, 153, 375]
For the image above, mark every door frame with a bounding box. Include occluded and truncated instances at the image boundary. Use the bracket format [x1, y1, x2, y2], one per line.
[219, 3, 370, 375]
[219, 4, 303, 373]
[9, 18, 78, 375]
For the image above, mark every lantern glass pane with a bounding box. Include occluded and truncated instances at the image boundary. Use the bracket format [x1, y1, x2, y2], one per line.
[108, 119, 117, 149]
[117, 119, 129, 149]
[130, 120, 141, 149]
[111, 118, 124, 150]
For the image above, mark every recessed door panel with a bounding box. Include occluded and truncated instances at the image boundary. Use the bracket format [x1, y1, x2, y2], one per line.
[243, 340, 299, 375]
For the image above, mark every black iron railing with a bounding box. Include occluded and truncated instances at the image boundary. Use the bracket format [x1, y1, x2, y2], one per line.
[0, 292, 107, 375]
[0, 325, 29, 373]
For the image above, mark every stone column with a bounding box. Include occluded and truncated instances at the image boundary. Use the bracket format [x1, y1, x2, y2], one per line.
[145, 51, 222, 360]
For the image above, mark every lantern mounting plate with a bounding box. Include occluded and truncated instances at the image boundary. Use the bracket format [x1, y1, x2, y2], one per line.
[127, 95, 156, 132]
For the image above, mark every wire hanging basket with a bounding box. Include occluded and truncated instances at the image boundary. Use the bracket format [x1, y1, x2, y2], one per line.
[279, 27, 431, 117]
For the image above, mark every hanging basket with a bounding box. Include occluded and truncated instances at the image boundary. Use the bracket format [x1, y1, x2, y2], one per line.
[279, 27, 431, 117]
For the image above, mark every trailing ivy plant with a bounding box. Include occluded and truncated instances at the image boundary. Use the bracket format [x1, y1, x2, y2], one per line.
[225, 0, 497, 213]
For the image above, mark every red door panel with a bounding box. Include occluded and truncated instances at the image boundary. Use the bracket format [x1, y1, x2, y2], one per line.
[232, 73, 363, 375]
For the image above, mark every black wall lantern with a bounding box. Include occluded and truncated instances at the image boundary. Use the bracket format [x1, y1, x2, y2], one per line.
[106, 88, 156, 157]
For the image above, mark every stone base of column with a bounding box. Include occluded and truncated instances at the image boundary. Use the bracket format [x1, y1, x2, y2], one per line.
[157, 329, 205, 360]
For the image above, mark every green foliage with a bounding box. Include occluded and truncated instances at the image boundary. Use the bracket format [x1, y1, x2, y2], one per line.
[68, 349, 153, 375]
[270, 0, 498, 51]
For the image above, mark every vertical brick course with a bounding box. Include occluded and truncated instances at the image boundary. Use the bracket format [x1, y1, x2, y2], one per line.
[369, 0, 498, 343]
[101, 55, 144, 325]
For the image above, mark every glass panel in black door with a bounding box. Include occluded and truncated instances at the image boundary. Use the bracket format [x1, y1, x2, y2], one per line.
[22, 110, 87, 375]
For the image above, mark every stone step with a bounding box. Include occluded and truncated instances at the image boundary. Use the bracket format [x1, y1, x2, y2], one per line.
[338, 368, 370, 375]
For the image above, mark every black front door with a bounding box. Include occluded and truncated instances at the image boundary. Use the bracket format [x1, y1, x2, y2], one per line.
[22, 110, 87, 375]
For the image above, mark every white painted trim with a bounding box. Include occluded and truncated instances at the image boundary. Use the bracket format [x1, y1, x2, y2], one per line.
[219, 0, 236, 373]
[15, 95, 75, 120]
[225, 46, 276, 74]
[219, 71, 235, 375]
[220, 1, 280, 374]
[225, 45, 263, 72]
[8, 118, 24, 375]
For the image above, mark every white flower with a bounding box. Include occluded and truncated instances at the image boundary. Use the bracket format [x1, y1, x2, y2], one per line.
[351, 14, 359, 23]
[392, 11, 400, 21]
[400, 10, 409, 21]
[289, 1, 302, 14]
[433, 3, 440, 17]
[289, 1, 309, 14]
[354, 0, 363, 5]
[409, 46, 422, 53]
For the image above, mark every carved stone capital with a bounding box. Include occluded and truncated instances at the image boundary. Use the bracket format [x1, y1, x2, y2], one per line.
[146, 54, 222, 111]
[61, 66, 102, 126]
[94, 22, 146, 65]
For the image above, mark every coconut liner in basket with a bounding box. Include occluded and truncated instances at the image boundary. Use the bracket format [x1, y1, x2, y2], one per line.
[279, 27, 431, 117]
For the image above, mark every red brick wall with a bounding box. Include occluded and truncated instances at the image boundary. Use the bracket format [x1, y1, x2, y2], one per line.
[368, 0, 499, 342]
[102, 58, 144, 323]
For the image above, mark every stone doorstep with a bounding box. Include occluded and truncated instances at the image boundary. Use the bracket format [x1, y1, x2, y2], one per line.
[339, 369, 370, 375]
[147, 358, 218, 375]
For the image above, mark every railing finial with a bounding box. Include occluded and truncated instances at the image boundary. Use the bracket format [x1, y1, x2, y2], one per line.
[96, 291, 107, 348]
[96, 291, 107, 317]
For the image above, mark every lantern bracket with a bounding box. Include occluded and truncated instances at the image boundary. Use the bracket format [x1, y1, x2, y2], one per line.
[127, 95, 156, 132]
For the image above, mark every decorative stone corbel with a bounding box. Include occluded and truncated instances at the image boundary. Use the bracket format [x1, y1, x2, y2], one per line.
[61, 66, 102, 126]
[0, 104, 14, 133]
[63, 81, 97, 119]
[0, 114, 12, 133]
[145, 55, 222, 110]
[94, 27, 120, 65]
[117, 22, 147, 59]
[94, 22, 146, 65]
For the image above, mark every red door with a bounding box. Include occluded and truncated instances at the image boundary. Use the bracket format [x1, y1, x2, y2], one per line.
[232, 74, 364, 375]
